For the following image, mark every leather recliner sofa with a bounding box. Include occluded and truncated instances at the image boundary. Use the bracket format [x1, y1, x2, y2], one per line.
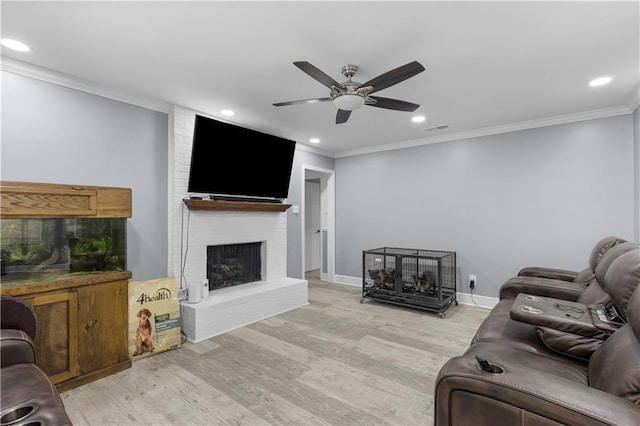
[434, 238, 640, 426]
[0, 296, 72, 426]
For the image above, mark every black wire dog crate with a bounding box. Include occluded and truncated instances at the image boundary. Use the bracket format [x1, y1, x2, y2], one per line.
[362, 247, 457, 317]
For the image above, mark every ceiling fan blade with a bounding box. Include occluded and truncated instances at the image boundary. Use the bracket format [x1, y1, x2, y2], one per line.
[362, 61, 425, 94]
[273, 97, 331, 107]
[368, 96, 420, 112]
[336, 109, 351, 124]
[294, 61, 343, 90]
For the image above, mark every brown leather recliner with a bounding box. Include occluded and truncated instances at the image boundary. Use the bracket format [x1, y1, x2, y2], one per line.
[434, 246, 640, 425]
[470, 239, 638, 358]
[0, 296, 73, 426]
[501, 235, 627, 301]
[516, 236, 627, 283]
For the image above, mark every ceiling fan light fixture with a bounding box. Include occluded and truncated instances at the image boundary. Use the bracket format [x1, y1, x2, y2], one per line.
[333, 94, 365, 111]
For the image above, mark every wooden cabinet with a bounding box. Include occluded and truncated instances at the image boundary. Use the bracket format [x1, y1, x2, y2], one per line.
[2, 272, 132, 392]
[1, 181, 133, 392]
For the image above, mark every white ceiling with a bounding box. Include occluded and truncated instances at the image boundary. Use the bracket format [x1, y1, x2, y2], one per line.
[2, 1, 639, 157]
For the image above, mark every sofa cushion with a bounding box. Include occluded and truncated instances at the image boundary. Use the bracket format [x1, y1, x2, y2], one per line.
[471, 298, 553, 356]
[536, 325, 606, 361]
[588, 285, 640, 404]
[575, 278, 610, 305]
[594, 243, 638, 290]
[588, 236, 627, 277]
[602, 248, 640, 317]
[588, 324, 640, 403]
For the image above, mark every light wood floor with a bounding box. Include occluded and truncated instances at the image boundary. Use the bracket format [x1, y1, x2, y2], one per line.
[61, 271, 489, 425]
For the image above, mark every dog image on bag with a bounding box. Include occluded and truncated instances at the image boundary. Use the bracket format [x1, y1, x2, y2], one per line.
[132, 308, 155, 356]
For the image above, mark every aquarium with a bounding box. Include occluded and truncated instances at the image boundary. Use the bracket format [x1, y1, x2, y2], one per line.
[0, 218, 126, 285]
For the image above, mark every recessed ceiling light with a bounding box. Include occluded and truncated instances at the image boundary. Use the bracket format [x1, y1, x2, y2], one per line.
[411, 115, 426, 123]
[309, 138, 320, 144]
[220, 109, 235, 116]
[589, 76, 612, 87]
[1, 38, 30, 52]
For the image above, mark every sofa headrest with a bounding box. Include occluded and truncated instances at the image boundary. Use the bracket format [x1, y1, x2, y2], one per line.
[589, 236, 627, 272]
[594, 242, 638, 286]
[603, 247, 640, 316]
[629, 285, 640, 340]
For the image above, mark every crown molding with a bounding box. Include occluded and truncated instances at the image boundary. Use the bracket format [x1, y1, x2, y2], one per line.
[1, 56, 171, 114]
[292, 141, 335, 158]
[336, 105, 634, 158]
[627, 83, 640, 113]
[3, 56, 634, 159]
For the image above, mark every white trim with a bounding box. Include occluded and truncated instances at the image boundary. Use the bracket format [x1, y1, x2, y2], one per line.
[167, 110, 175, 277]
[333, 274, 362, 287]
[332, 274, 497, 310]
[5, 55, 634, 161]
[295, 141, 335, 158]
[627, 83, 640, 113]
[1, 56, 171, 113]
[302, 165, 336, 283]
[336, 105, 634, 158]
[456, 292, 498, 310]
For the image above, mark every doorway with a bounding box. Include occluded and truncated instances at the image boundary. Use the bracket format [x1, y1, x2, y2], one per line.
[305, 179, 321, 272]
[302, 166, 335, 282]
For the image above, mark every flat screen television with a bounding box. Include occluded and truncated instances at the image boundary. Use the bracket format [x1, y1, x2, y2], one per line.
[187, 114, 296, 201]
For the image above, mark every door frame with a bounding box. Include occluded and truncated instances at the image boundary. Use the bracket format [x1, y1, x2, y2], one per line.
[301, 165, 335, 282]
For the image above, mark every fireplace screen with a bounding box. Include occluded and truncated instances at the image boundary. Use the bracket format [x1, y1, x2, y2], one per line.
[207, 242, 262, 291]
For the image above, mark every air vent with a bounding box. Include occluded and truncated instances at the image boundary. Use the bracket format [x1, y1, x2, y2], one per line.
[424, 125, 450, 132]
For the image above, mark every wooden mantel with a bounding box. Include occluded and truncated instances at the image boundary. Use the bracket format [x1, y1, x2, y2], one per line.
[183, 198, 291, 212]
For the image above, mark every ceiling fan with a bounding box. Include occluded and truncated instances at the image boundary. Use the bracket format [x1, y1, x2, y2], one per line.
[273, 60, 426, 124]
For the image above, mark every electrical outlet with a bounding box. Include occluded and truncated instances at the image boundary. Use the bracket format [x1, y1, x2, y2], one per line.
[469, 274, 477, 290]
[178, 288, 188, 300]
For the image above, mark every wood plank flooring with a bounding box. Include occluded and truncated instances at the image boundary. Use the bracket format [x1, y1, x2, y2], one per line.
[61, 271, 489, 425]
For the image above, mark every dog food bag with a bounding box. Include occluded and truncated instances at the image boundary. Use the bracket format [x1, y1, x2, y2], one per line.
[128, 276, 182, 360]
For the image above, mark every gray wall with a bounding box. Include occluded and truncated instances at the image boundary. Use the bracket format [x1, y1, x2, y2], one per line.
[286, 148, 335, 279]
[1, 71, 169, 281]
[335, 115, 636, 298]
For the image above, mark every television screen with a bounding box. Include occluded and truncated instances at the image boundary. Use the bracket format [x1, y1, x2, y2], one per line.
[187, 115, 296, 200]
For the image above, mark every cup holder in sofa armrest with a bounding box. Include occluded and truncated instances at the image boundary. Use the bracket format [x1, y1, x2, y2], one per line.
[1, 405, 34, 425]
[519, 305, 544, 314]
[475, 356, 505, 374]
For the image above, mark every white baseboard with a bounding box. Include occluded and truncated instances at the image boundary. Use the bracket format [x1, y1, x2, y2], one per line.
[456, 292, 498, 309]
[333, 274, 361, 287]
[332, 275, 497, 309]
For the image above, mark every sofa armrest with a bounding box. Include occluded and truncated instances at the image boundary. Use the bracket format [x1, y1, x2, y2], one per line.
[517, 266, 579, 282]
[500, 276, 584, 301]
[435, 354, 640, 426]
[0, 329, 36, 367]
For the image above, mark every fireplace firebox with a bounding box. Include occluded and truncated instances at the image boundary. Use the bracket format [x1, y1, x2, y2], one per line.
[206, 242, 262, 291]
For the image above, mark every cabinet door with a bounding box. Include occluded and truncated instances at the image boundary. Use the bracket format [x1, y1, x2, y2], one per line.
[26, 291, 79, 384]
[76, 278, 129, 374]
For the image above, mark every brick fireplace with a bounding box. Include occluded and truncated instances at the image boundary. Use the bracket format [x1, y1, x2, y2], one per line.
[172, 106, 308, 343]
